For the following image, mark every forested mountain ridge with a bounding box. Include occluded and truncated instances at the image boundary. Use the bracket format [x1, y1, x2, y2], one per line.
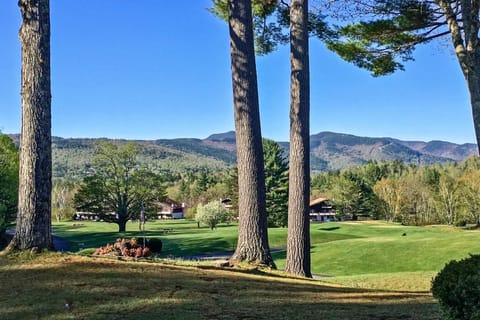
[305, 132, 478, 171]
[7, 134, 234, 179]
[7, 131, 478, 179]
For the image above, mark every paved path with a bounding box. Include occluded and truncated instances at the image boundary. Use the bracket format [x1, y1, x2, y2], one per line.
[52, 236, 70, 252]
[5, 230, 70, 252]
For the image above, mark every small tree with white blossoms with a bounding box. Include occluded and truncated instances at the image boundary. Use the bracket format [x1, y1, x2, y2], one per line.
[195, 201, 228, 230]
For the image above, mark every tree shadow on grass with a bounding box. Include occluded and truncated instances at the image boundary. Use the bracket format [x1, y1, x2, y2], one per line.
[0, 255, 441, 320]
[318, 226, 341, 231]
[53, 228, 237, 259]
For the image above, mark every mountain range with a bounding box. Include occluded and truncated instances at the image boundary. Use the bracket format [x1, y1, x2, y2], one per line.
[7, 131, 478, 179]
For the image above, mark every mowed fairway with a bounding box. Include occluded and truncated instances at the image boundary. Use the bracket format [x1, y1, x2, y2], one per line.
[51, 219, 480, 292]
[275, 222, 480, 291]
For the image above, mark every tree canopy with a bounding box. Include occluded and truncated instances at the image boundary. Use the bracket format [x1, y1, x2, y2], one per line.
[263, 139, 289, 227]
[195, 200, 229, 230]
[325, 0, 480, 153]
[324, 0, 456, 76]
[74, 141, 166, 232]
[0, 135, 19, 233]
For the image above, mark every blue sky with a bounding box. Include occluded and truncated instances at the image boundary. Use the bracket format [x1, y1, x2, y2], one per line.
[0, 1, 475, 144]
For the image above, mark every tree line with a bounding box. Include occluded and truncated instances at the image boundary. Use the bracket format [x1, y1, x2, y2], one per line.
[312, 157, 480, 227]
[7, 133, 480, 235]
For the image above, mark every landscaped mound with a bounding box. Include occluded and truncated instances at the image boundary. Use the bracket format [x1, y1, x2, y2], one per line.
[93, 238, 152, 258]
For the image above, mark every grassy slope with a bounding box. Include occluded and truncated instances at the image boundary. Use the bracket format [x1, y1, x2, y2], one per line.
[0, 254, 440, 320]
[52, 220, 480, 292]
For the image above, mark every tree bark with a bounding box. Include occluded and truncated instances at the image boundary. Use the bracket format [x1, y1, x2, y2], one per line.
[285, 0, 312, 278]
[227, 0, 275, 268]
[6, 0, 52, 252]
[436, 0, 480, 153]
[117, 204, 128, 232]
[118, 219, 127, 233]
[466, 59, 480, 151]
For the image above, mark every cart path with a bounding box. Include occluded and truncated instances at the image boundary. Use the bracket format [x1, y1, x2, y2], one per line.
[5, 230, 70, 252]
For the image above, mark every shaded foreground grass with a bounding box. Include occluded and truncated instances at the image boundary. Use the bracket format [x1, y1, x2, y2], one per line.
[0, 253, 440, 320]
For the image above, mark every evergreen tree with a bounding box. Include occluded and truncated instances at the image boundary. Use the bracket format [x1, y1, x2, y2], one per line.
[224, 167, 239, 219]
[226, 0, 275, 267]
[326, 0, 480, 153]
[7, 0, 53, 252]
[0, 135, 19, 234]
[285, 0, 312, 278]
[263, 139, 289, 227]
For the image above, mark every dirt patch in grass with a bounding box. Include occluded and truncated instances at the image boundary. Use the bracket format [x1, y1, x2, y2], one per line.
[0, 253, 440, 320]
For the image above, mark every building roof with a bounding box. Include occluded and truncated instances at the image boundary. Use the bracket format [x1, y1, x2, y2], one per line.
[309, 197, 329, 206]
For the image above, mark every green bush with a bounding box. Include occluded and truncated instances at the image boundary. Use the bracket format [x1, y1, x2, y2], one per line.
[455, 219, 467, 227]
[147, 238, 163, 253]
[431, 254, 480, 320]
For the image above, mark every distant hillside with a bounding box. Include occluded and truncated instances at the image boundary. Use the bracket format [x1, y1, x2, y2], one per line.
[8, 134, 234, 179]
[7, 131, 478, 179]
[205, 131, 236, 143]
[306, 132, 477, 171]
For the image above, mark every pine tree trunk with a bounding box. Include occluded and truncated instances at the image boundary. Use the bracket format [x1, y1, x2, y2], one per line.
[466, 63, 480, 154]
[437, 0, 480, 154]
[285, 0, 312, 278]
[7, 0, 52, 252]
[227, 0, 275, 268]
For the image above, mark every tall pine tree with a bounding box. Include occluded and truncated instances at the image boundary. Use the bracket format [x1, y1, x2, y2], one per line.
[6, 0, 53, 252]
[285, 0, 312, 278]
[227, 0, 275, 267]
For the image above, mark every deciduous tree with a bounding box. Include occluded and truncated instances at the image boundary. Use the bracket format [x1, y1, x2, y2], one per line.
[458, 170, 480, 225]
[195, 201, 229, 230]
[373, 177, 403, 222]
[51, 180, 76, 223]
[437, 173, 460, 225]
[329, 175, 363, 218]
[74, 142, 166, 232]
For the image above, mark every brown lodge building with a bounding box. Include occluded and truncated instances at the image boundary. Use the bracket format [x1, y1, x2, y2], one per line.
[309, 197, 336, 222]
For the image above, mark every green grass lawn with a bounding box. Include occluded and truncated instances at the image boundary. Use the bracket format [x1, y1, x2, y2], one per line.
[52, 220, 241, 256]
[52, 219, 480, 291]
[6, 220, 476, 318]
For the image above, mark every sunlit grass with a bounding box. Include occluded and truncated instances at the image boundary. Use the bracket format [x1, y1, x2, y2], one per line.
[50, 219, 480, 294]
[319, 271, 437, 292]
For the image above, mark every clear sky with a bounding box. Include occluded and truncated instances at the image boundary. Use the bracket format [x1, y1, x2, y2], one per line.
[0, 0, 475, 144]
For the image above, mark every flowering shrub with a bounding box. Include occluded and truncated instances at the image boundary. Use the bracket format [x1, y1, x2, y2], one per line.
[93, 238, 152, 258]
